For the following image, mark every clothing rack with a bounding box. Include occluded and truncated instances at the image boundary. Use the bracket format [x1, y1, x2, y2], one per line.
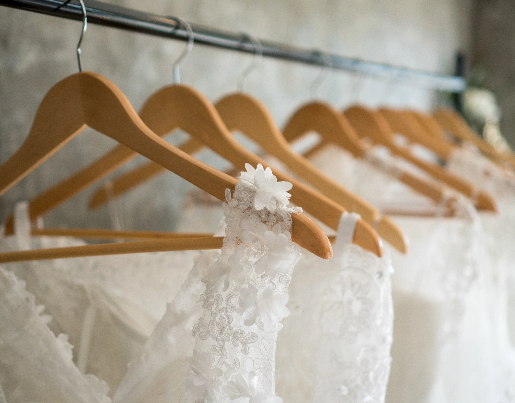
[0, 0, 466, 92]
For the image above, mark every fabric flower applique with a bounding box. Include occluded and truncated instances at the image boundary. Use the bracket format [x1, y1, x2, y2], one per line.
[184, 350, 223, 402]
[222, 371, 283, 403]
[240, 163, 260, 184]
[254, 227, 295, 276]
[240, 164, 292, 212]
[237, 284, 290, 330]
[226, 244, 254, 288]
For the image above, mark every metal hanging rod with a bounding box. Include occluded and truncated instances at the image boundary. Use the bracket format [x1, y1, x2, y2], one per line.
[0, 0, 466, 92]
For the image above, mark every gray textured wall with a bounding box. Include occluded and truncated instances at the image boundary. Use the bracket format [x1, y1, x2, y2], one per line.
[0, 0, 472, 232]
[470, 0, 515, 147]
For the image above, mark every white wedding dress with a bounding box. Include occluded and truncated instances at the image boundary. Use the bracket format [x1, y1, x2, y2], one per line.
[307, 143, 515, 402]
[0, 201, 198, 394]
[447, 145, 515, 347]
[276, 212, 393, 403]
[0, 164, 394, 403]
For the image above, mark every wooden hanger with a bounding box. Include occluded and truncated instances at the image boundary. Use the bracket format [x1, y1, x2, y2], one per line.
[213, 93, 407, 253]
[84, 81, 381, 254]
[343, 105, 498, 212]
[377, 107, 454, 161]
[409, 109, 515, 173]
[0, 227, 340, 263]
[132, 83, 382, 255]
[282, 101, 457, 215]
[433, 107, 515, 167]
[0, 71, 332, 260]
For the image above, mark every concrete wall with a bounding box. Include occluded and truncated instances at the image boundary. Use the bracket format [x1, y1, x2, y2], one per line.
[470, 0, 515, 147]
[0, 0, 473, 231]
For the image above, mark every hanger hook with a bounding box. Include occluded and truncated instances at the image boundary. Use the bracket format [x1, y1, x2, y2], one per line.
[76, 0, 87, 72]
[237, 34, 263, 92]
[170, 17, 194, 84]
[310, 50, 332, 99]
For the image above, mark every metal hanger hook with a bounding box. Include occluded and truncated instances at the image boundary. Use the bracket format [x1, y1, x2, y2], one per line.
[76, 0, 88, 72]
[170, 17, 194, 84]
[310, 50, 332, 99]
[237, 34, 263, 92]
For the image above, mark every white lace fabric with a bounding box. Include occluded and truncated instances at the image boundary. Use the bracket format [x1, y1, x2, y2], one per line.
[276, 212, 394, 403]
[0, 165, 302, 403]
[177, 164, 302, 403]
[305, 144, 515, 402]
[0, 202, 197, 393]
[0, 163, 397, 403]
[0, 268, 111, 403]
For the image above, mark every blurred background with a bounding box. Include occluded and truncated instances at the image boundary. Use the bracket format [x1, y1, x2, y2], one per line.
[0, 0, 512, 232]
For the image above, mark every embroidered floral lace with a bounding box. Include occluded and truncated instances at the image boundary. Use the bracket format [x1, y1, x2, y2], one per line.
[177, 164, 301, 403]
[276, 212, 393, 403]
[0, 164, 396, 403]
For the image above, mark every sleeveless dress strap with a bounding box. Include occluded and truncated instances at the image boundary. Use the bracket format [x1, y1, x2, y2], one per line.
[332, 212, 360, 252]
[13, 201, 32, 251]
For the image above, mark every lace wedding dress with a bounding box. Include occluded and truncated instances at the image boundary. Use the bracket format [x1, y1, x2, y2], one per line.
[276, 212, 393, 402]
[0, 164, 394, 402]
[447, 145, 515, 348]
[0, 201, 199, 394]
[0, 164, 300, 402]
[171, 165, 395, 403]
[308, 144, 515, 402]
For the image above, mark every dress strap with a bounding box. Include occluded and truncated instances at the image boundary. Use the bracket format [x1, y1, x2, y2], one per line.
[13, 201, 32, 251]
[332, 211, 360, 251]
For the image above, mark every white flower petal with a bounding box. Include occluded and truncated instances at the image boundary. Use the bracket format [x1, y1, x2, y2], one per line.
[240, 163, 258, 184]
[254, 189, 272, 211]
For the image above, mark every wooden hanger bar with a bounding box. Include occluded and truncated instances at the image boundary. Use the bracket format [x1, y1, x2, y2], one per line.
[0, 237, 224, 263]
[0, 0, 466, 92]
[29, 228, 213, 240]
[0, 71, 332, 259]
[0, 228, 340, 263]
[27, 227, 340, 243]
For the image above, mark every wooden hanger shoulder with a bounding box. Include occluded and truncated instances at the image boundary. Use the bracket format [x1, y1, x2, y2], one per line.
[378, 107, 453, 160]
[343, 105, 497, 212]
[283, 101, 365, 158]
